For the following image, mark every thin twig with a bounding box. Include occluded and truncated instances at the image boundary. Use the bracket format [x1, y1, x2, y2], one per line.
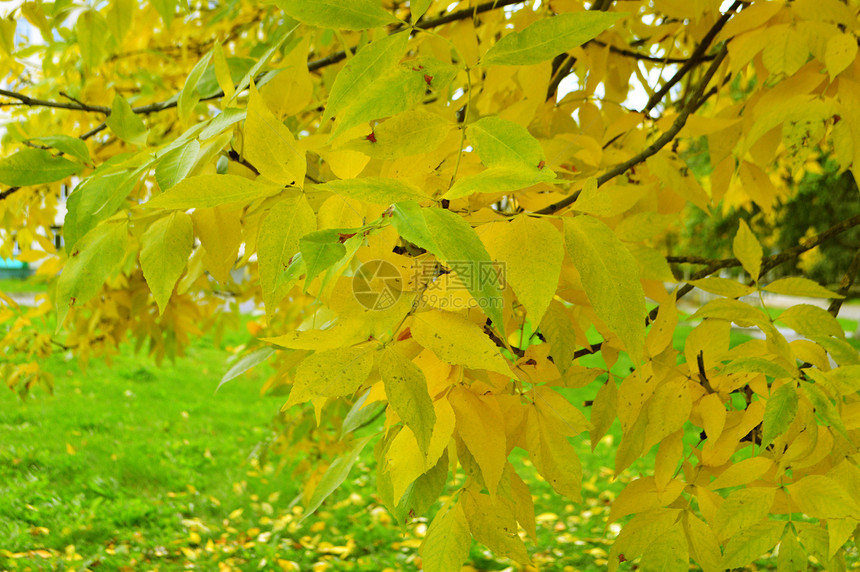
[0, 88, 110, 114]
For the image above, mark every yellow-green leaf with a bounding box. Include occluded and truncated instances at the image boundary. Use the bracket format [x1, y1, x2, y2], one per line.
[276, 0, 400, 30]
[525, 407, 582, 501]
[245, 82, 306, 186]
[77, 10, 109, 69]
[777, 528, 807, 572]
[787, 475, 860, 519]
[482, 11, 624, 66]
[590, 380, 617, 450]
[720, 521, 785, 570]
[714, 487, 776, 540]
[826, 32, 858, 79]
[689, 277, 756, 298]
[140, 212, 193, 315]
[145, 174, 282, 209]
[462, 487, 530, 564]
[323, 31, 409, 124]
[314, 177, 426, 205]
[564, 215, 646, 363]
[56, 221, 130, 330]
[765, 277, 843, 299]
[258, 193, 316, 316]
[468, 116, 545, 169]
[761, 383, 798, 446]
[178, 50, 213, 121]
[155, 140, 200, 191]
[349, 107, 451, 159]
[380, 346, 436, 453]
[684, 513, 722, 572]
[30, 135, 91, 165]
[285, 347, 374, 407]
[733, 219, 762, 281]
[777, 304, 846, 339]
[484, 216, 563, 324]
[421, 498, 471, 572]
[0, 149, 83, 187]
[105, 94, 148, 146]
[301, 434, 375, 521]
[411, 310, 510, 375]
[444, 165, 555, 199]
[540, 300, 578, 373]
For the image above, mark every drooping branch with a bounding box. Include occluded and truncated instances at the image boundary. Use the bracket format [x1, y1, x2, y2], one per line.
[536, 44, 729, 215]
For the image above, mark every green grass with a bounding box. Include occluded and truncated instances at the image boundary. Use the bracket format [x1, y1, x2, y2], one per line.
[0, 276, 49, 294]
[1, 310, 856, 571]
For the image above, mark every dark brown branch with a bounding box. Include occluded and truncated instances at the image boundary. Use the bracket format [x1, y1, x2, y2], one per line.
[0, 88, 110, 114]
[642, 0, 741, 116]
[0, 186, 22, 200]
[546, 55, 577, 102]
[536, 45, 728, 215]
[592, 39, 718, 64]
[828, 245, 860, 317]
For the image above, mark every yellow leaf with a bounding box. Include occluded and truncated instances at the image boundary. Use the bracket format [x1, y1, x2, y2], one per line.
[787, 475, 860, 519]
[525, 406, 582, 501]
[646, 292, 678, 356]
[590, 380, 617, 450]
[140, 212, 193, 315]
[684, 512, 722, 572]
[720, 521, 785, 570]
[449, 387, 506, 497]
[689, 277, 756, 299]
[245, 82, 306, 187]
[462, 486, 530, 565]
[762, 25, 809, 76]
[826, 32, 858, 80]
[212, 41, 234, 101]
[698, 393, 726, 442]
[714, 487, 775, 540]
[708, 457, 773, 490]
[484, 215, 563, 324]
[411, 310, 511, 376]
[765, 277, 844, 299]
[66, 443, 76, 455]
[564, 215, 646, 363]
[192, 206, 241, 285]
[733, 219, 762, 282]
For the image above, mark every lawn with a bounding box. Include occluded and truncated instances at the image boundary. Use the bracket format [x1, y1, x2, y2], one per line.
[0, 300, 855, 571]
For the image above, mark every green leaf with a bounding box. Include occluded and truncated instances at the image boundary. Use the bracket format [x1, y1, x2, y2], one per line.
[800, 380, 848, 437]
[323, 31, 409, 125]
[200, 107, 246, 140]
[482, 11, 624, 66]
[810, 335, 860, 366]
[410, 0, 433, 20]
[313, 177, 427, 204]
[155, 140, 200, 191]
[0, 149, 83, 187]
[379, 346, 436, 452]
[421, 499, 471, 572]
[564, 215, 646, 363]
[341, 390, 386, 437]
[330, 66, 426, 140]
[30, 135, 91, 165]
[140, 212, 193, 315]
[106, 0, 135, 42]
[485, 216, 563, 324]
[77, 10, 109, 69]
[217, 347, 276, 392]
[285, 347, 374, 407]
[720, 521, 785, 570]
[721, 357, 793, 378]
[444, 165, 555, 200]
[276, 0, 399, 30]
[230, 28, 296, 103]
[178, 50, 213, 121]
[761, 382, 798, 446]
[65, 168, 141, 252]
[301, 433, 376, 521]
[765, 277, 843, 299]
[56, 221, 130, 330]
[245, 82, 306, 186]
[150, 0, 177, 28]
[105, 94, 148, 146]
[394, 452, 448, 524]
[468, 116, 545, 169]
[258, 193, 316, 317]
[144, 174, 282, 209]
[298, 229, 350, 287]
[390, 201, 504, 326]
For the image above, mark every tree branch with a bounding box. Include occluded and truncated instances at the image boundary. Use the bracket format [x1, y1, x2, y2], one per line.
[535, 45, 728, 215]
[828, 245, 860, 318]
[591, 39, 718, 64]
[0, 88, 110, 114]
[641, 0, 741, 117]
